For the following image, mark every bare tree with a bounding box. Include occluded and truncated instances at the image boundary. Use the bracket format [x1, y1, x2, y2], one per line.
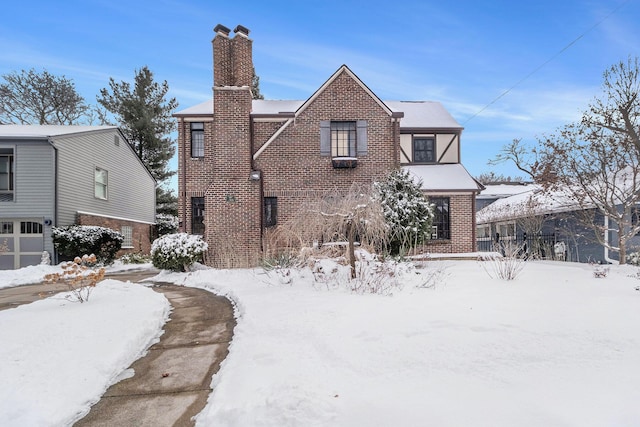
[268, 184, 388, 278]
[492, 57, 640, 263]
[0, 69, 91, 125]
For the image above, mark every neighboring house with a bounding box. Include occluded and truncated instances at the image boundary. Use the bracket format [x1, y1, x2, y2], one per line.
[0, 125, 156, 269]
[475, 182, 537, 211]
[476, 187, 640, 263]
[174, 24, 483, 267]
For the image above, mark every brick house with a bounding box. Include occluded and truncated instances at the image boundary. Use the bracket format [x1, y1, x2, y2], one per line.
[174, 24, 482, 267]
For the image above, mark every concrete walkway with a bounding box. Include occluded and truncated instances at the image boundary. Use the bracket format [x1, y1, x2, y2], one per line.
[0, 270, 236, 427]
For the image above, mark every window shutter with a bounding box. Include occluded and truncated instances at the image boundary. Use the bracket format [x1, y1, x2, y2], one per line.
[320, 121, 331, 156]
[357, 120, 368, 156]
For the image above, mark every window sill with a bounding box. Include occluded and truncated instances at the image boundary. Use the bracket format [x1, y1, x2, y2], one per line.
[332, 158, 357, 169]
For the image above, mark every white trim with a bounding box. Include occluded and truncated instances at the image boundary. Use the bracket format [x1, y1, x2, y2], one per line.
[253, 118, 294, 160]
[76, 211, 155, 225]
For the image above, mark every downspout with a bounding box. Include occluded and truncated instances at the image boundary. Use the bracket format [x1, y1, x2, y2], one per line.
[250, 115, 265, 251]
[603, 214, 617, 264]
[180, 118, 186, 233]
[50, 140, 59, 264]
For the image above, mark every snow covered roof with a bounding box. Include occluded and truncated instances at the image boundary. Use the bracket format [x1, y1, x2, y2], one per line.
[174, 99, 461, 129]
[403, 164, 483, 193]
[477, 183, 539, 199]
[476, 188, 581, 224]
[385, 101, 461, 129]
[0, 125, 117, 138]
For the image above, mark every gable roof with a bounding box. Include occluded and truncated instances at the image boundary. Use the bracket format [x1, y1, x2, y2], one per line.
[295, 65, 395, 118]
[173, 65, 462, 129]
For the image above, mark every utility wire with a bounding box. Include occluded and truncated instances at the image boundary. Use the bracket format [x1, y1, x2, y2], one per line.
[462, 0, 631, 125]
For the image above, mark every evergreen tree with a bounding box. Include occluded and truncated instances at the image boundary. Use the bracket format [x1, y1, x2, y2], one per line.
[374, 169, 433, 255]
[97, 66, 178, 183]
[251, 67, 264, 100]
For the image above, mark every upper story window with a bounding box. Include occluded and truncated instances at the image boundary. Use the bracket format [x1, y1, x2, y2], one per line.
[413, 137, 435, 163]
[320, 120, 368, 160]
[191, 122, 205, 158]
[331, 121, 357, 157]
[94, 167, 108, 200]
[0, 148, 14, 202]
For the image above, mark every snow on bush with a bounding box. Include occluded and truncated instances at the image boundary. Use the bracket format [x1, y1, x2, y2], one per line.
[627, 251, 640, 266]
[151, 233, 208, 272]
[374, 169, 433, 255]
[52, 225, 123, 265]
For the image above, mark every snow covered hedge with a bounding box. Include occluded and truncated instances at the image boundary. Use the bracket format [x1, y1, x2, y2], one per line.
[52, 225, 123, 265]
[151, 233, 208, 272]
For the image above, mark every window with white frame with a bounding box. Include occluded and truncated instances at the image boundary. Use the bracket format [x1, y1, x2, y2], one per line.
[0, 147, 14, 202]
[121, 225, 133, 248]
[94, 167, 108, 199]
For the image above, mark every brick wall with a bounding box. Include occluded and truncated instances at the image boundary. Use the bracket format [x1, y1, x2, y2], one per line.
[419, 193, 476, 253]
[76, 213, 152, 256]
[255, 70, 400, 227]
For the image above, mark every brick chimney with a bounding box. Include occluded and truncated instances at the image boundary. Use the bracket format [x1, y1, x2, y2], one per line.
[208, 24, 261, 267]
[212, 24, 253, 87]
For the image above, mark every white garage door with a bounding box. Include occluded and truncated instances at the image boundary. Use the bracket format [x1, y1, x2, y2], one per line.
[0, 219, 44, 270]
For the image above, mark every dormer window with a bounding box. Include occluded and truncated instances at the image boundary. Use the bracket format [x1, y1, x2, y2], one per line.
[413, 137, 435, 163]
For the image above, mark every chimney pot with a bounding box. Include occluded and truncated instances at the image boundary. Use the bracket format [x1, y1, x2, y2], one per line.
[214, 24, 231, 36]
[234, 25, 250, 37]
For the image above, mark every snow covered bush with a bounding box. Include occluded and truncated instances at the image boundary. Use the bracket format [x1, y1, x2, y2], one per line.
[120, 252, 151, 264]
[374, 169, 433, 255]
[626, 251, 640, 266]
[155, 213, 179, 236]
[151, 233, 208, 272]
[52, 225, 123, 265]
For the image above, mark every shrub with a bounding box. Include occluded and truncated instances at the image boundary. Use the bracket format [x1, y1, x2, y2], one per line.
[151, 233, 208, 272]
[627, 251, 640, 266]
[44, 254, 105, 303]
[120, 252, 151, 264]
[52, 225, 123, 265]
[480, 241, 526, 281]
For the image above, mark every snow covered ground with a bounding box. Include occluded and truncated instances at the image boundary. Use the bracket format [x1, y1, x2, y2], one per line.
[1, 258, 640, 426]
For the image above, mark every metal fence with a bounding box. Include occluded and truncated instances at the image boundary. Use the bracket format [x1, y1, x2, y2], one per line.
[477, 232, 561, 259]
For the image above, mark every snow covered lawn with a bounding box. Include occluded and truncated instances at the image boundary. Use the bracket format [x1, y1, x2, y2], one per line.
[1, 259, 640, 426]
[161, 260, 640, 427]
[0, 279, 169, 426]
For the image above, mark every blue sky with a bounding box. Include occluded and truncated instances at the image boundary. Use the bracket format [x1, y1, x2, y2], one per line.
[1, 0, 639, 186]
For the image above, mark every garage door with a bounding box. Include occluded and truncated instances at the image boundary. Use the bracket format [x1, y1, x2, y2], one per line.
[0, 219, 44, 270]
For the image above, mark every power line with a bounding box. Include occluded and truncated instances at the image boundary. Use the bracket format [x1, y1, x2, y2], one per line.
[462, 0, 631, 125]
